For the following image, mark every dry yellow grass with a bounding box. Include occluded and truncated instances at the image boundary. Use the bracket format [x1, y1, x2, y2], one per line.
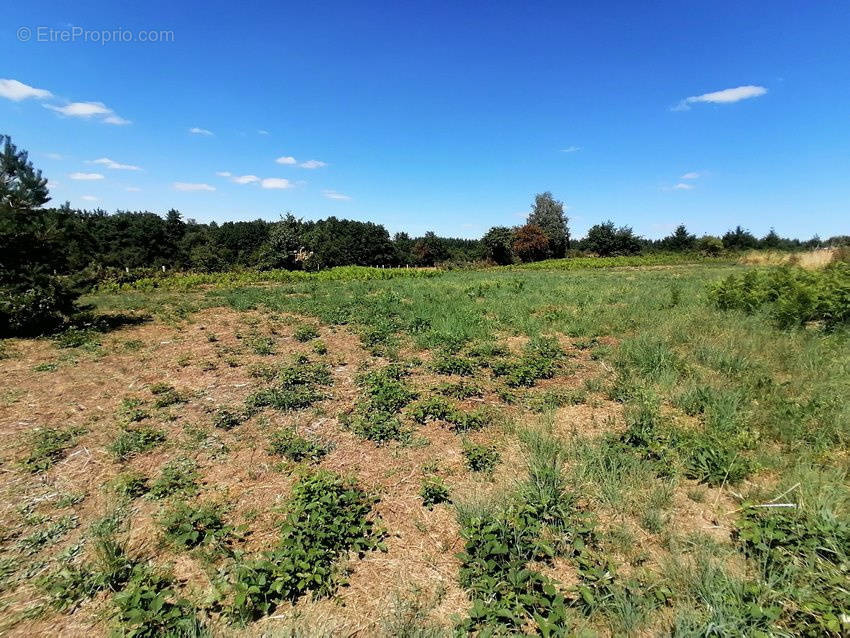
[737, 247, 836, 269]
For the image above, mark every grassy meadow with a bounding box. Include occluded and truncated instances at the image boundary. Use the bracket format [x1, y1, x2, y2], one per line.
[0, 257, 847, 636]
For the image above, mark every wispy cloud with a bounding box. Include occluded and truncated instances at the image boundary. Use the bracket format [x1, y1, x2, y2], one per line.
[674, 85, 767, 111]
[323, 190, 351, 200]
[44, 100, 130, 125]
[275, 156, 297, 165]
[680, 171, 700, 179]
[89, 157, 141, 171]
[257, 129, 269, 135]
[261, 178, 293, 189]
[232, 174, 260, 184]
[560, 145, 581, 153]
[81, 195, 98, 202]
[189, 127, 213, 136]
[69, 172, 105, 181]
[0, 78, 52, 101]
[672, 183, 694, 190]
[44, 152, 64, 160]
[173, 182, 215, 191]
[300, 159, 326, 169]
[215, 171, 232, 177]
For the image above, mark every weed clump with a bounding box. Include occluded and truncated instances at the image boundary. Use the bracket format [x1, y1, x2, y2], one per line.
[108, 425, 166, 461]
[420, 476, 451, 508]
[148, 458, 200, 499]
[293, 324, 319, 342]
[159, 501, 233, 551]
[22, 426, 85, 473]
[212, 408, 243, 430]
[343, 365, 418, 444]
[492, 336, 564, 387]
[267, 428, 327, 462]
[110, 471, 150, 499]
[217, 471, 384, 623]
[431, 353, 476, 376]
[246, 355, 332, 413]
[463, 441, 500, 473]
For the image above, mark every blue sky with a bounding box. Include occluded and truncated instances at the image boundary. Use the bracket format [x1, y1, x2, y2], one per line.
[2, 1, 848, 239]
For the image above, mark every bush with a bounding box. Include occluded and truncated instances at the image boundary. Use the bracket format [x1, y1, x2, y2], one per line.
[709, 264, 850, 329]
[0, 278, 80, 338]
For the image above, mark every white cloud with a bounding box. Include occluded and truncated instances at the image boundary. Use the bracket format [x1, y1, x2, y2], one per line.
[0, 78, 52, 101]
[560, 145, 581, 153]
[81, 195, 98, 201]
[232, 174, 260, 184]
[103, 115, 131, 125]
[173, 182, 215, 191]
[261, 178, 293, 189]
[189, 127, 213, 136]
[257, 129, 269, 135]
[300, 159, 326, 169]
[275, 155, 297, 165]
[680, 171, 700, 179]
[44, 153, 64, 160]
[125, 186, 142, 192]
[672, 183, 694, 190]
[69, 172, 105, 180]
[675, 85, 767, 110]
[215, 171, 232, 177]
[323, 190, 351, 200]
[89, 157, 141, 170]
[44, 100, 130, 124]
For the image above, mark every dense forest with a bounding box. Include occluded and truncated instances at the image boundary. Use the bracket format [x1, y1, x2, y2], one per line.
[1, 134, 846, 336]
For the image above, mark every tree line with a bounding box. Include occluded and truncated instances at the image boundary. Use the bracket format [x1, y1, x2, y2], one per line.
[1, 134, 845, 336]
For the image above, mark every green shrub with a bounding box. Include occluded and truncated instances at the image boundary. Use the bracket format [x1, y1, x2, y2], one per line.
[463, 441, 500, 473]
[159, 501, 232, 551]
[709, 264, 850, 329]
[293, 324, 319, 342]
[311, 339, 328, 354]
[219, 471, 384, 623]
[22, 426, 84, 473]
[0, 277, 80, 338]
[118, 397, 150, 423]
[148, 458, 200, 499]
[267, 429, 327, 462]
[249, 336, 275, 355]
[108, 426, 166, 461]
[420, 477, 451, 508]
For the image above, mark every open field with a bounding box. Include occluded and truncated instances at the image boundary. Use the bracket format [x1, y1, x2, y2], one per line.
[0, 261, 847, 637]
